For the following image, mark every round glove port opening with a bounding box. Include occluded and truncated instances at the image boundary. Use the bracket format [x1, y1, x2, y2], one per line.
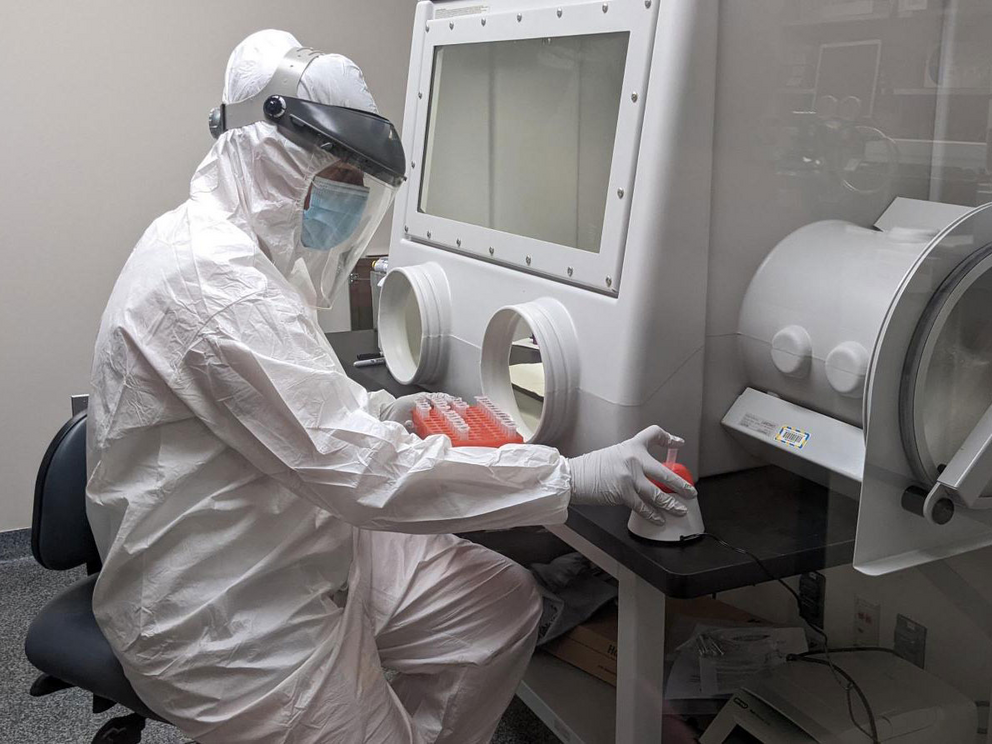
[379, 263, 450, 385]
[480, 300, 577, 445]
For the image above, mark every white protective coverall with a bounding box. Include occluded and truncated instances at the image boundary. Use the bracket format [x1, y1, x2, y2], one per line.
[86, 30, 571, 744]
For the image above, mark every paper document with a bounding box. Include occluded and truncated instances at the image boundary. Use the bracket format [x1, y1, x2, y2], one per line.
[666, 624, 808, 700]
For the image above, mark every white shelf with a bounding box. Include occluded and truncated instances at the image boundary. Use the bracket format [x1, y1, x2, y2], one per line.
[518, 652, 617, 744]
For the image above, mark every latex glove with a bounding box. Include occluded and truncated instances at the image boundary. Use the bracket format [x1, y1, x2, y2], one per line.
[378, 393, 427, 427]
[379, 393, 459, 428]
[567, 426, 698, 525]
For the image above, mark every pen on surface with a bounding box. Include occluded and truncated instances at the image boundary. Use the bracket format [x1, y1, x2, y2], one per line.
[353, 357, 386, 368]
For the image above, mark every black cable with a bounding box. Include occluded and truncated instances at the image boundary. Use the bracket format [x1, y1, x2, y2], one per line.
[796, 646, 901, 659]
[788, 656, 879, 743]
[693, 532, 882, 744]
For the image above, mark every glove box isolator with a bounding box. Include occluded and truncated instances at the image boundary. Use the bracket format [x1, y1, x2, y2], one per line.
[723, 198, 992, 574]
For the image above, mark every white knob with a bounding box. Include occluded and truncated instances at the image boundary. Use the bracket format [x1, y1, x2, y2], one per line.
[825, 341, 869, 397]
[771, 325, 813, 378]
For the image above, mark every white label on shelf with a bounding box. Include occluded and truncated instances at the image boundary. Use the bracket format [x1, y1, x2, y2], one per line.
[436, 5, 489, 18]
[738, 412, 779, 438]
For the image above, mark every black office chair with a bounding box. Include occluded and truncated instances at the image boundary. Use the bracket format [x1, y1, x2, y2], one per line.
[24, 411, 173, 743]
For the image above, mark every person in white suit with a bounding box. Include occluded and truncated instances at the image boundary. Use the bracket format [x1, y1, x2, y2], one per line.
[86, 29, 695, 744]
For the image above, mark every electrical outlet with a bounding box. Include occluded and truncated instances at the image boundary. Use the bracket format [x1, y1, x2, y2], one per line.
[894, 614, 927, 668]
[854, 597, 880, 646]
[799, 572, 826, 629]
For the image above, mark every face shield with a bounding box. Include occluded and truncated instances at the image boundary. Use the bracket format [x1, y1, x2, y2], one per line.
[209, 48, 406, 308]
[299, 161, 398, 308]
[269, 95, 404, 308]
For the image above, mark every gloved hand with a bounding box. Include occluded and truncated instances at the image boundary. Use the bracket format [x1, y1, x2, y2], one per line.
[378, 393, 428, 427]
[379, 393, 461, 428]
[567, 426, 698, 525]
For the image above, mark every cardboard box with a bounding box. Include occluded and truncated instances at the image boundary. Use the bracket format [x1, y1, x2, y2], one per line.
[543, 598, 770, 688]
[545, 605, 618, 687]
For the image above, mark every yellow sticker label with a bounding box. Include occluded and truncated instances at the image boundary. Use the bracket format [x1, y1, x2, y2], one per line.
[776, 426, 810, 449]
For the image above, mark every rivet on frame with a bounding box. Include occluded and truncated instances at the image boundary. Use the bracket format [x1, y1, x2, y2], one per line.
[427, 231, 432, 239]
[481, 17, 487, 26]
[456, 238, 462, 247]
[606, 276, 613, 288]
[617, 187, 625, 199]
[449, 21, 455, 30]
[567, 267, 574, 277]
[489, 246, 495, 255]
[631, 91, 638, 103]
[526, 256, 533, 265]
[557, 7, 563, 18]
[517, 13, 523, 21]
[602, 3, 609, 13]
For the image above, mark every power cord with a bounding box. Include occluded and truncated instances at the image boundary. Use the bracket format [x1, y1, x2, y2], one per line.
[692, 532, 884, 743]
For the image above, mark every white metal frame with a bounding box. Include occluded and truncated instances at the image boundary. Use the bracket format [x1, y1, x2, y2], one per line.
[519, 523, 667, 744]
[403, 0, 660, 295]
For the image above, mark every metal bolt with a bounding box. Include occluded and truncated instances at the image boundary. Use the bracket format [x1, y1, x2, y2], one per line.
[456, 238, 462, 247]
[427, 231, 432, 239]
[411, 161, 416, 169]
[517, 13, 523, 21]
[602, 3, 609, 12]
[606, 276, 613, 287]
[557, 7, 563, 17]
[449, 21, 455, 29]
[526, 256, 532, 265]
[418, 92, 423, 99]
[645, 0, 652, 7]
[631, 91, 638, 102]
[489, 246, 495, 255]
[481, 17, 486, 26]
[567, 266, 574, 277]
[404, 225, 409, 233]
[617, 187, 625, 199]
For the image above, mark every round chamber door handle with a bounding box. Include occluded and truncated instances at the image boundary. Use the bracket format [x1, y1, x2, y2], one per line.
[825, 341, 870, 398]
[771, 325, 813, 378]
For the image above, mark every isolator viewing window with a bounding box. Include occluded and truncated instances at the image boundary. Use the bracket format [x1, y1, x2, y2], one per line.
[419, 32, 630, 254]
[901, 246, 992, 493]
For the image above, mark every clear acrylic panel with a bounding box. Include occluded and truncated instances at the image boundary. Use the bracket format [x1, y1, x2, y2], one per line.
[911, 254, 992, 478]
[419, 32, 630, 253]
[708, 0, 992, 332]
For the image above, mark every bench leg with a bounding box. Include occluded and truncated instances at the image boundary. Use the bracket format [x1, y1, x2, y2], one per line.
[616, 566, 667, 744]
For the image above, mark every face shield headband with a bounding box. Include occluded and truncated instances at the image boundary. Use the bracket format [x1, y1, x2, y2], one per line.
[208, 47, 406, 188]
[207, 47, 407, 308]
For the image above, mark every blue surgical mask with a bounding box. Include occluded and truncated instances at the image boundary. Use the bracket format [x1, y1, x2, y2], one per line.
[301, 176, 370, 251]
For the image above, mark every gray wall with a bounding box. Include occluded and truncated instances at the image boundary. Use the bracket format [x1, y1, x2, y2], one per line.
[0, 1, 417, 532]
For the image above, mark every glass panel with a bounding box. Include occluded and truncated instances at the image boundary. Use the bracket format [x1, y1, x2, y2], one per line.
[916, 258, 992, 474]
[709, 0, 992, 309]
[419, 32, 630, 253]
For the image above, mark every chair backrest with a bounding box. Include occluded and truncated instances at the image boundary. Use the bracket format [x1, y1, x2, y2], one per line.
[32, 412, 101, 571]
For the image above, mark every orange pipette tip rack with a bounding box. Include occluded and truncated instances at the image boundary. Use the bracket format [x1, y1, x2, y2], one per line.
[412, 396, 525, 448]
